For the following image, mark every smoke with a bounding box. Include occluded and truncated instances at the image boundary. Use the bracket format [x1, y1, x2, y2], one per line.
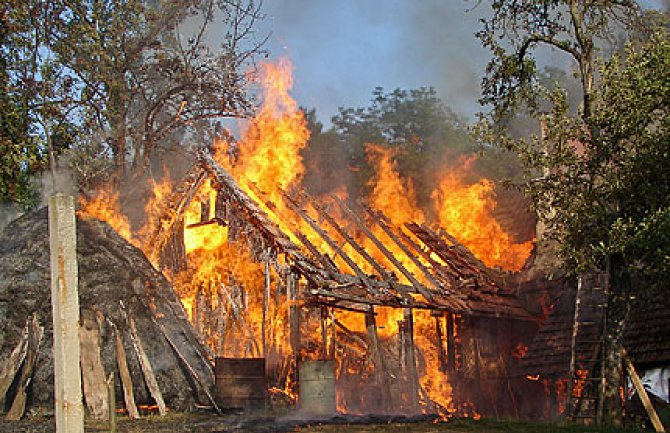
[0, 203, 22, 235]
[258, 0, 492, 123]
[39, 157, 77, 206]
[0, 157, 77, 235]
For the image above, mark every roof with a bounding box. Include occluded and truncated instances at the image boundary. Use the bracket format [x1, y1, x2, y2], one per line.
[148, 151, 534, 321]
[518, 287, 670, 376]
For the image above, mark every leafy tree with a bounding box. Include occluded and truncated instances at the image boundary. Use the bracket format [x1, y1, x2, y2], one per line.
[0, 1, 76, 208]
[330, 87, 477, 206]
[476, 0, 667, 424]
[42, 0, 266, 183]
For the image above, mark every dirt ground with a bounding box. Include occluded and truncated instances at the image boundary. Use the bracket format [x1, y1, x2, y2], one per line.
[0, 412, 648, 433]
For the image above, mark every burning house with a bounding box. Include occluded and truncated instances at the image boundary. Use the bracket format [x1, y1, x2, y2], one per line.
[1, 59, 544, 422]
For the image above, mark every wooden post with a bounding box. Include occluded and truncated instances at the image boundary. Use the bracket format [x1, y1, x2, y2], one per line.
[622, 349, 666, 433]
[320, 306, 328, 359]
[434, 312, 447, 373]
[365, 307, 391, 412]
[107, 374, 116, 433]
[263, 258, 270, 357]
[48, 194, 84, 433]
[404, 308, 420, 409]
[288, 271, 300, 397]
[446, 313, 456, 373]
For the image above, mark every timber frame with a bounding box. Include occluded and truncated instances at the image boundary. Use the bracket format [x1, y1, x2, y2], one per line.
[147, 150, 533, 322]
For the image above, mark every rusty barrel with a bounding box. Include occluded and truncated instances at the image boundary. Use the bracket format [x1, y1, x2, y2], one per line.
[214, 358, 266, 410]
[299, 360, 336, 416]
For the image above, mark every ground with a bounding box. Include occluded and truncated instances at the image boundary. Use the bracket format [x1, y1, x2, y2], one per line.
[0, 412, 651, 433]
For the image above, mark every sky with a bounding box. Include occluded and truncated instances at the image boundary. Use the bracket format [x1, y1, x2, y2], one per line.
[250, 0, 667, 126]
[256, 1, 493, 125]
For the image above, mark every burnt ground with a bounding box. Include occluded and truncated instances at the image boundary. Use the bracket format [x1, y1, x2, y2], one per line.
[0, 412, 649, 433]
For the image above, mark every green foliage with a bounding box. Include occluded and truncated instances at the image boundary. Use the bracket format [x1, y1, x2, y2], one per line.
[0, 0, 265, 202]
[323, 87, 479, 205]
[477, 2, 669, 296]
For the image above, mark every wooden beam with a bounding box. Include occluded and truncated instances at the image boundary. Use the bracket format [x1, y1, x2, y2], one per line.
[79, 310, 109, 420]
[333, 196, 430, 300]
[300, 191, 389, 279]
[622, 348, 665, 433]
[364, 207, 441, 301]
[281, 192, 380, 295]
[120, 302, 167, 416]
[5, 314, 43, 421]
[246, 182, 339, 274]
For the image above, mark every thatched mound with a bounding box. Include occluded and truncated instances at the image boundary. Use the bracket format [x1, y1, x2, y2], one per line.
[0, 207, 213, 412]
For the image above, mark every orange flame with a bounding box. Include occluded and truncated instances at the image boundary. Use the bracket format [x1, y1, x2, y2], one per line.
[78, 186, 134, 243]
[432, 157, 533, 271]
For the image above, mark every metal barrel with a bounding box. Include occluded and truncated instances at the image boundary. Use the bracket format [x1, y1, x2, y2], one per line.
[299, 360, 336, 416]
[214, 358, 266, 410]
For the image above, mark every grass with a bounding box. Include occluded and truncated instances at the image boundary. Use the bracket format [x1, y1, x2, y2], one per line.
[299, 418, 648, 433]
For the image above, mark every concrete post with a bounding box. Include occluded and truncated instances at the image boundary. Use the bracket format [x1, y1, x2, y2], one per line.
[49, 194, 84, 433]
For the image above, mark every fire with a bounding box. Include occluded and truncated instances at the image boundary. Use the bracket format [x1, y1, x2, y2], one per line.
[432, 157, 533, 271]
[220, 57, 309, 205]
[77, 56, 537, 419]
[365, 144, 425, 226]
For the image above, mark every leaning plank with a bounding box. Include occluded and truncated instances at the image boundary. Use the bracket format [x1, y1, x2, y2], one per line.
[113, 325, 140, 419]
[6, 314, 44, 421]
[0, 320, 29, 408]
[120, 302, 167, 416]
[622, 348, 665, 433]
[79, 310, 109, 420]
[150, 316, 222, 414]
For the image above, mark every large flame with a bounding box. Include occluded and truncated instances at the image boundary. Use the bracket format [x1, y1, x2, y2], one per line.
[78, 186, 134, 242]
[78, 57, 534, 418]
[432, 157, 533, 271]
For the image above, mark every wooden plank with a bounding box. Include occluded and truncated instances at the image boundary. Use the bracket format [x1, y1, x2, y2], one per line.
[120, 302, 167, 416]
[150, 316, 222, 414]
[112, 325, 140, 419]
[5, 314, 44, 421]
[0, 321, 29, 408]
[79, 310, 109, 420]
[107, 374, 117, 433]
[622, 348, 666, 433]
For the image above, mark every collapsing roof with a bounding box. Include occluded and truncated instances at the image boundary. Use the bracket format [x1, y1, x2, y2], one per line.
[147, 151, 533, 322]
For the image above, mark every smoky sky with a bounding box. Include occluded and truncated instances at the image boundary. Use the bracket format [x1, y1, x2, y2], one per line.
[240, 0, 667, 126]
[256, 0, 491, 124]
